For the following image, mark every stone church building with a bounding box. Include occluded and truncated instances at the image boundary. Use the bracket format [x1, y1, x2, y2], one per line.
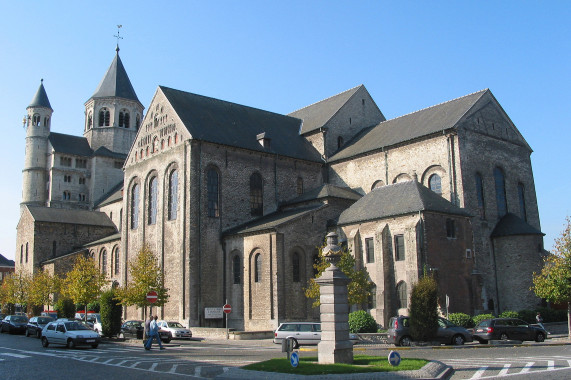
[16, 48, 545, 330]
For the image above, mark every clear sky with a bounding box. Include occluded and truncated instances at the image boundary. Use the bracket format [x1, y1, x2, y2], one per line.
[1, 1, 570, 261]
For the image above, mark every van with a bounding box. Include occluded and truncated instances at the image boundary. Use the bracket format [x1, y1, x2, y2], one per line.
[273, 322, 359, 348]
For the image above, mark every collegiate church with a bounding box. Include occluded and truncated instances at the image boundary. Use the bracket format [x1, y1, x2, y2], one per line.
[16, 48, 545, 330]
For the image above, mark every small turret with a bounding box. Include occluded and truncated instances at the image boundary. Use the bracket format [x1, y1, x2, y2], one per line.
[21, 80, 52, 210]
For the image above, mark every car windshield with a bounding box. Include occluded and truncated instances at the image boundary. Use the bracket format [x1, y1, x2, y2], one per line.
[64, 321, 90, 331]
[38, 317, 53, 324]
[167, 322, 184, 328]
[12, 316, 28, 323]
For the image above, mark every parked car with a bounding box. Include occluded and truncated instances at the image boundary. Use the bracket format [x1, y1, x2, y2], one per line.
[1, 315, 29, 334]
[472, 318, 547, 343]
[119, 320, 171, 342]
[387, 315, 473, 346]
[273, 322, 360, 348]
[41, 311, 58, 319]
[156, 320, 192, 341]
[26, 316, 54, 338]
[85, 313, 103, 336]
[41, 320, 101, 349]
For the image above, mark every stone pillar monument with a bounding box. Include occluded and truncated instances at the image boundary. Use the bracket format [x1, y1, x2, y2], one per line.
[316, 232, 353, 364]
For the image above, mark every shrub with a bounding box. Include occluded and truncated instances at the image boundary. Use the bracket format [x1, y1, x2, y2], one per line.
[100, 290, 122, 338]
[448, 313, 474, 328]
[409, 276, 439, 341]
[499, 310, 519, 319]
[518, 309, 536, 324]
[55, 298, 75, 318]
[473, 313, 494, 326]
[348, 310, 377, 333]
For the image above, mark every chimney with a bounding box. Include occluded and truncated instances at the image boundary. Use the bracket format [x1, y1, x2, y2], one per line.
[257, 132, 271, 149]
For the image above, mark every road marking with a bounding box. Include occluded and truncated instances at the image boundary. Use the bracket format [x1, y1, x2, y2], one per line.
[471, 366, 487, 379]
[169, 364, 179, 373]
[521, 362, 534, 373]
[0, 353, 30, 358]
[498, 364, 510, 376]
[149, 362, 158, 371]
[548, 360, 555, 370]
[129, 361, 141, 368]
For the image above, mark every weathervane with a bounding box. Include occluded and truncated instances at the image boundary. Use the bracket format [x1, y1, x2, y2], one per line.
[114, 25, 123, 52]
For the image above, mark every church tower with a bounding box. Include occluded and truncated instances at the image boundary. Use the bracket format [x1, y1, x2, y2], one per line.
[21, 80, 52, 210]
[83, 46, 144, 154]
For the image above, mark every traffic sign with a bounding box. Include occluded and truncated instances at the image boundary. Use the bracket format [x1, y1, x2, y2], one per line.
[223, 304, 232, 314]
[290, 351, 299, 368]
[388, 350, 401, 366]
[147, 291, 158, 303]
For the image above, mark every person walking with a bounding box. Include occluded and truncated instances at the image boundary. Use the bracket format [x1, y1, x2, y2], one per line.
[536, 312, 549, 334]
[145, 315, 165, 350]
[143, 315, 152, 345]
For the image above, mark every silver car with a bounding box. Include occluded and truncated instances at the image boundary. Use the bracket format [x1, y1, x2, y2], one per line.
[41, 321, 101, 349]
[273, 322, 359, 348]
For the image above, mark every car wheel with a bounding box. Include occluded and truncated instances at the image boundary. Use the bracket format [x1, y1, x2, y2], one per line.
[452, 334, 465, 345]
[162, 336, 171, 344]
[91, 344, 99, 349]
[25, 329, 30, 337]
[41, 337, 49, 348]
[399, 336, 412, 346]
[67, 339, 76, 349]
[478, 339, 488, 344]
[535, 332, 545, 342]
[500, 333, 509, 340]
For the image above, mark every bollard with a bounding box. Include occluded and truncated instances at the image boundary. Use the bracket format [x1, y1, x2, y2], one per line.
[282, 337, 295, 360]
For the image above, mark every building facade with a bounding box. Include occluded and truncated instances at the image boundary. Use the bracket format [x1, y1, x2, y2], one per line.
[16, 49, 545, 330]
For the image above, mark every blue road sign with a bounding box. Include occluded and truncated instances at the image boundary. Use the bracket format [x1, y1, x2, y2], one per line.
[388, 350, 401, 366]
[290, 351, 299, 368]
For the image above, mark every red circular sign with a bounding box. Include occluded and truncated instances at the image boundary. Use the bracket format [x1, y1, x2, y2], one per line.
[147, 291, 158, 303]
[223, 304, 232, 314]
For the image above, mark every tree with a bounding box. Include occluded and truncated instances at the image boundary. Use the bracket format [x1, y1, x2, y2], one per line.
[62, 255, 107, 320]
[0, 269, 31, 313]
[100, 289, 122, 338]
[532, 216, 571, 338]
[409, 275, 439, 342]
[115, 244, 169, 316]
[304, 241, 372, 308]
[28, 270, 60, 314]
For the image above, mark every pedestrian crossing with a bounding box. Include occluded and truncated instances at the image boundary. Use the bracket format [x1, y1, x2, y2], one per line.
[443, 355, 571, 379]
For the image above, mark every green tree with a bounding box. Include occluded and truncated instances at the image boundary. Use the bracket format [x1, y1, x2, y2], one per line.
[0, 270, 31, 312]
[62, 255, 107, 320]
[348, 310, 378, 333]
[100, 289, 123, 338]
[28, 270, 60, 313]
[409, 275, 439, 342]
[115, 245, 169, 316]
[532, 216, 571, 338]
[304, 241, 372, 308]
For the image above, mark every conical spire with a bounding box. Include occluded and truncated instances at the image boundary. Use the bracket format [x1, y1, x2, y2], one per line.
[91, 51, 140, 102]
[28, 79, 52, 110]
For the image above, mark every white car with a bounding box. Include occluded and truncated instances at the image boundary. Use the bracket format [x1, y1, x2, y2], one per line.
[273, 322, 360, 348]
[156, 320, 192, 340]
[41, 320, 101, 349]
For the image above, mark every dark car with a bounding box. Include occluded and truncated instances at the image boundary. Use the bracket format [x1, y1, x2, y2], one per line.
[1, 315, 29, 334]
[26, 316, 54, 338]
[472, 318, 547, 343]
[387, 315, 473, 346]
[119, 320, 171, 342]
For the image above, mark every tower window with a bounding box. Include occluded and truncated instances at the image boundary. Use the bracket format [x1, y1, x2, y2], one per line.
[207, 168, 220, 217]
[395, 235, 405, 261]
[429, 174, 442, 195]
[250, 173, 263, 216]
[75, 159, 87, 169]
[233, 255, 241, 284]
[99, 108, 110, 127]
[131, 183, 139, 229]
[292, 252, 300, 282]
[119, 110, 130, 128]
[254, 253, 262, 283]
[494, 167, 507, 218]
[148, 176, 158, 225]
[365, 238, 374, 263]
[397, 281, 408, 308]
[32, 114, 41, 126]
[168, 169, 178, 220]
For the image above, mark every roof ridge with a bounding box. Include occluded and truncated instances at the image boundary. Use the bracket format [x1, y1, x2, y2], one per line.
[379, 89, 488, 125]
[289, 84, 363, 114]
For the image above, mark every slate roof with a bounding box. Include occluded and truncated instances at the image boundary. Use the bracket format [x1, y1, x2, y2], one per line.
[28, 80, 52, 110]
[26, 206, 116, 228]
[84, 233, 121, 247]
[288, 85, 363, 135]
[91, 52, 140, 103]
[0, 253, 15, 268]
[94, 182, 123, 208]
[49, 132, 93, 157]
[285, 184, 362, 206]
[330, 90, 488, 162]
[224, 205, 325, 236]
[491, 213, 544, 237]
[93, 146, 127, 159]
[160, 86, 321, 162]
[337, 181, 471, 225]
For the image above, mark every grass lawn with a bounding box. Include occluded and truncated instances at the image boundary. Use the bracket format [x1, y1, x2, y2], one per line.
[242, 355, 429, 375]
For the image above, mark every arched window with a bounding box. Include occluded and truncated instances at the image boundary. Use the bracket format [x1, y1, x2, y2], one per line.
[429, 174, 442, 195]
[44, 117, 50, 127]
[250, 173, 263, 216]
[207, 168, 220, 217]
[292, 252, 300, 282]
[101, 249, 107, 275]
[254, 253, 262, 283]
[148, 176, 158, 225]
[371, 180, 384, 190]
[475, 173, 486, 219]
[168, 169, 178, 220]
[233, 255, 241, 284]
[397, 281, 408, 309]
[119, 110, 130, 128]
[119, 209, 123, 232]
[124, 113, 130, 128]
[114, 247, 120, 275]
[87, 112, 93, 130]
[25, 242, 29, 263]
[119, 111, 124, 127]
[494, 167, 507, 218]
[99, 108, 110, 127]
[518, 183, 527, 222]
[130, 183, 139, 229]
[296, 177, 303, 196]
[32, 114, 40, 126]
[368, 284, 377, 309]
[152, 137, 158, 153]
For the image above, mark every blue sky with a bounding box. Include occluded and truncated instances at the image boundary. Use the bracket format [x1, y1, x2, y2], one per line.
[1, 1, 570, 260]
